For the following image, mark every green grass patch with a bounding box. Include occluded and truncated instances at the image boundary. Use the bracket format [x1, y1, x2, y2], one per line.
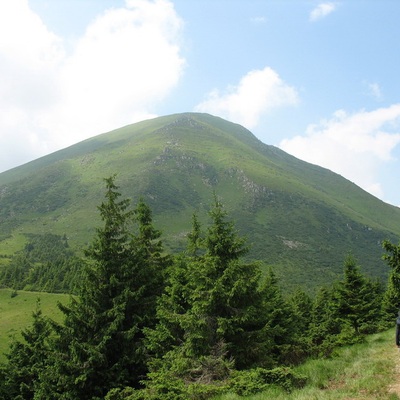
[0, 233, 27, 259]
[215, 329, 399, 399]
[0, 288, 69, 361]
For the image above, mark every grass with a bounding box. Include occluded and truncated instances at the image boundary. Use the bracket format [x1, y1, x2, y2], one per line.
[215, 329, 400, 399]
[0, 112, 400, 290]
[0, 286, 399, 398]
[0, 288, 69, 362]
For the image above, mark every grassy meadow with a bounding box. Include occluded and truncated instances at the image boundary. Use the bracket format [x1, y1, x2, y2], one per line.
[0, 288, 69, 361]
[214, 329, 399, 400]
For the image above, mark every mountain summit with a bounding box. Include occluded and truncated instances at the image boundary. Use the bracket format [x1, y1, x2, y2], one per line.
[0, 113, 399, 289]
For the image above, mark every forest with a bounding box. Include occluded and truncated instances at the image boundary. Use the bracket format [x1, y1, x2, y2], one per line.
[0, 176, 400, 399]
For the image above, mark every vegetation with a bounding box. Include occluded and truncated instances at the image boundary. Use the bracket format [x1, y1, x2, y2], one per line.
[1, 300, 52, 398]
[215, 329, 398, 399]
[1, 176, 400, 398]
[0, 233, 82, 293]
[1, 113, 400, 290]
[37, 177, 169, 399]
[381, 239, 400, 322]
[0, 289, 68, 362]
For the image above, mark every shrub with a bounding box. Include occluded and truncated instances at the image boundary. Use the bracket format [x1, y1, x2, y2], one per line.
[229, 367, 307, 396]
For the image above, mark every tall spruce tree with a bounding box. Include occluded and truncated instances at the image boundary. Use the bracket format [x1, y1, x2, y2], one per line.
[146, 197, 273, 393]
[40, 176, 166, 399]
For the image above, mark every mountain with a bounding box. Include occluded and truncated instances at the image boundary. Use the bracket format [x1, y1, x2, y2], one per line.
[0, 112, 399, 290]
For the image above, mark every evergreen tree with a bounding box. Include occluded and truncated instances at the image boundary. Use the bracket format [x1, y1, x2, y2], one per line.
[287, 287, 313, 362]
[187, 213, 202, 257]
[146, 197, 273, 394]
[288, 288, 313, 337]
[382, 239, 400, 320]
[131, 198, 167, 303]
[185, 198, 265, 369]
[308, 286, 341, 355]
[2, 300, 51, 400]
[334, 254, 382, 336]
[40, 176, 167, 399]
[258, 270, 298, 366]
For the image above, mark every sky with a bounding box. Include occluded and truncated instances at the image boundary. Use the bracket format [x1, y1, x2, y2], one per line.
[1, 1, 400, 206]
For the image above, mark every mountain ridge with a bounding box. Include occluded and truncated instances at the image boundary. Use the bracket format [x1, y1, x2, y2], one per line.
[0, 112, 399, 290]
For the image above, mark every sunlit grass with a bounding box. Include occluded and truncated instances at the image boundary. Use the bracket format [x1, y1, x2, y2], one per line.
[0, 288, 69, 362]
[215, 329, 399, 400]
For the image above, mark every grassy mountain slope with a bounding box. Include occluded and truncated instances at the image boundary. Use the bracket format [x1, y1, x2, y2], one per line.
[0, 112, 399, 290]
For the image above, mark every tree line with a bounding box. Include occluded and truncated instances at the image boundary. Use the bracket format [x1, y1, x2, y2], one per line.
[0, 233, 82, 294]
[0, 176, 399, 399]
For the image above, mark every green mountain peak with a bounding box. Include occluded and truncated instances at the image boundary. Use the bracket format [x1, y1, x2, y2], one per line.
[1, 112, 399, 290]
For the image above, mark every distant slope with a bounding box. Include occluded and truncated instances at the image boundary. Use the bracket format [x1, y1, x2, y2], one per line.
[0, 112, 399, 290]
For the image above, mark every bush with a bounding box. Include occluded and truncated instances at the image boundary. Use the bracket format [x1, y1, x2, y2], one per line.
[124, 378, 227, 400]
[229, 367, 307, 396]
[105, 387, 136, 399]
[139, 352, 232, 400]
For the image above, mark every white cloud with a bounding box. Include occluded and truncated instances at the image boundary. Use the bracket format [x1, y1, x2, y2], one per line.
[279, 105, 400, 199]
[309, 2, 337, 22]
[367, 82, 383, 101]
[0, 0, 185, 172]
[195, 67, 298, 129]
[250, 16, 266, 24]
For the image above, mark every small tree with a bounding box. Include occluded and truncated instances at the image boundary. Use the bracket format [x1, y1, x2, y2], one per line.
[286, 287, 313, 362]
[308, 286, 341, 355]
[382, 239, 400, 321]
[288, 288, 313, 337]
[2, 300, 51, 400]
[334, 254, 382, 336]
[258, 269, 300, 365]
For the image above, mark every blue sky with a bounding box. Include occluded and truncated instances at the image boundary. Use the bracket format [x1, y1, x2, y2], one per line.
[1, 1, 400, 206]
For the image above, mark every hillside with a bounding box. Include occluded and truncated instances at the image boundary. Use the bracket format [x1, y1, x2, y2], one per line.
[0, 112, 399, 290]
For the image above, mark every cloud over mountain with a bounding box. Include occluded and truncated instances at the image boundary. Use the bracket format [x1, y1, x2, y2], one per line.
[195, 67, 298, 129]
[279, 105, 400, 199]
[0, 0, 184, 172]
